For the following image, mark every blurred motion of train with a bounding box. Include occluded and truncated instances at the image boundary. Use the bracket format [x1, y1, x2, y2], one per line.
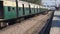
[0, 0, 49, 28]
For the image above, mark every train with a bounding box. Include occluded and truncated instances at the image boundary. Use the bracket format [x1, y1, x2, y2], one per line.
[0, 0, 49, 28]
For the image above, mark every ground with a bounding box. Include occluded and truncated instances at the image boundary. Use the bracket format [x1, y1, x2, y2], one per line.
[50, 10, 60, 34]
[0, 11, 52, 34]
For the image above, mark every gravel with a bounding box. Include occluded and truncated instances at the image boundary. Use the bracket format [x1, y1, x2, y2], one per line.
[0, 11, 52, 34]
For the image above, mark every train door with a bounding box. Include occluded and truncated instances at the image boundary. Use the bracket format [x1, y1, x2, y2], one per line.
[29, 5, 31, 14]
[0, 1, 3, 19]
[24, 4, 29, 15]
[18, 3, 24, 17]
[4, 1, 17, 19]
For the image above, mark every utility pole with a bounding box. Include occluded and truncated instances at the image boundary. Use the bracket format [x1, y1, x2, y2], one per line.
[16, 0, 18, 17]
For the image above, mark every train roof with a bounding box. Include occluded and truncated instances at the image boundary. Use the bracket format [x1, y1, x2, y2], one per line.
[0, 0, 16, 2]
[1, 0, 47, 9]
[18, 0, 39, 6]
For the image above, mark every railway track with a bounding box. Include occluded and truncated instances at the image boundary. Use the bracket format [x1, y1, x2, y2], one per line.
[0, 11, 52, 34]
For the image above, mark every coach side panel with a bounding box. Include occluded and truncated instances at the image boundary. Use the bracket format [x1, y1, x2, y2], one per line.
[3, 1, 17, 20]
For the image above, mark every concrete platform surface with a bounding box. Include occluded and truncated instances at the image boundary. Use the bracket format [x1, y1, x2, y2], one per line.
[50, 11, 60, 34]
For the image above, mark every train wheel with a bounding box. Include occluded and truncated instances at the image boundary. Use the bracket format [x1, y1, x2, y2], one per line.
[20, 18, 24, 21]
[42, 11, 48, 15]
[0, 22, 5, 27]
[16, 19, 20, 23]
[45, 11, 48, 14]
[0, 22, 8, 28]
[6, 22, 9, 26]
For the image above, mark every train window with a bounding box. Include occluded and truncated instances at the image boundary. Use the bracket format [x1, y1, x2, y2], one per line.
[12, 7, 14, 10]
[26, 8, 29, 11]
[19, 8, 21, 11]
[34, 6, 35, 13]
[37, 7, 38, 12]
[8, 7, 10, 11]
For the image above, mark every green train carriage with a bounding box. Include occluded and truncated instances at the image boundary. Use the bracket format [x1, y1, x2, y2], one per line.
[23, 3, 30, 15]
[37, 5, 40, 13]
[18, 1, 24, 17]
[34, 5, 37, 14]
[4, 1, 17, 19]
[0, 0, 17, 27]
[30, 4, 35, 14]
[0, 0, 49, 28]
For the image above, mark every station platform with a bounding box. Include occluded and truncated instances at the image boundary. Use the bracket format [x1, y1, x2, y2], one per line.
[50, 11, 60, 34]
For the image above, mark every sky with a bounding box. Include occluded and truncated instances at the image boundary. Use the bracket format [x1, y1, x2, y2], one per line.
[42, 0, 60, 7]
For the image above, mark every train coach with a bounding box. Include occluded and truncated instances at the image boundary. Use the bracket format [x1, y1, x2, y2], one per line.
[0, 0, 49, 28]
